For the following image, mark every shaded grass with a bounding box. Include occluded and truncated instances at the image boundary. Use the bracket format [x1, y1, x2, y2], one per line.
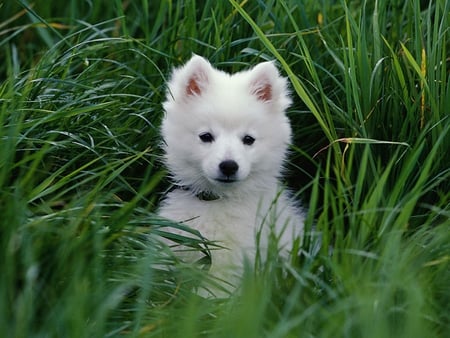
[1, 0, 449, 337]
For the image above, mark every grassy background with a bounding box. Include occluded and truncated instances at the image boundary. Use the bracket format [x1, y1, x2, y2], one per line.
[1, 0, 449, 337]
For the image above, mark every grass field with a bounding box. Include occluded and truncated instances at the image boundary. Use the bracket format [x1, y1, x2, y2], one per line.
[1, 0, 449, 337]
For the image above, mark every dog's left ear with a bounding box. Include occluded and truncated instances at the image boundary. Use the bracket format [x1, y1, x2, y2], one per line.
[182, 55, 211, 97]
[249, 61, 282, 102]
[167, 55, 212, 103]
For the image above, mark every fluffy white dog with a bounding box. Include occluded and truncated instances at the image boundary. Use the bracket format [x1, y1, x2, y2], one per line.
[159, 55, 304, 293]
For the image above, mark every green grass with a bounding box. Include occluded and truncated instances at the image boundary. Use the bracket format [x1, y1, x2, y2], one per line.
[1, 0, 449, 337]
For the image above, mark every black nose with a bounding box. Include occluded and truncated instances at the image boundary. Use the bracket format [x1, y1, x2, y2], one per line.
[219, 160, 239, 177]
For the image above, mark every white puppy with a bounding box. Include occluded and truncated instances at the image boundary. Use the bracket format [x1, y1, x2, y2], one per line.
[159, 55, 304, 293]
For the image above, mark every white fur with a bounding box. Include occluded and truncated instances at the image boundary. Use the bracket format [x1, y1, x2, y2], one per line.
[159, 55, 304, 292]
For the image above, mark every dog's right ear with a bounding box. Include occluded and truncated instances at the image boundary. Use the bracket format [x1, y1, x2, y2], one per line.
[179, 55, 211, 97]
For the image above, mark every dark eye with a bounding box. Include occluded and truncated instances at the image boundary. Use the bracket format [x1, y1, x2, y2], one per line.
[199, 132, 214, 143]
[242, 135, 255, 145]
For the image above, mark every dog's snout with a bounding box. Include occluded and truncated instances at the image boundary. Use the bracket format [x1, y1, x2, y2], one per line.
[219, 160, 239, 177]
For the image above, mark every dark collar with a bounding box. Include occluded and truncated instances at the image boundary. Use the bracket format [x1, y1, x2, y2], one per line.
[178, 186, 221, 201]
[195, 190, 221, 201]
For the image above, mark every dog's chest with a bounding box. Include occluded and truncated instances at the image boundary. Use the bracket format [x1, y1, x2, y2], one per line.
[159, 191, 261, 251]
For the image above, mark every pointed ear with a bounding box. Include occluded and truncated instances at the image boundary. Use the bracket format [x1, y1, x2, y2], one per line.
[181, 55, 211, 97]
[249, 61, 280, 102]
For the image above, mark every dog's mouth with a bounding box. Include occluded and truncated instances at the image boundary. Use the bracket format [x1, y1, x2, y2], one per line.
[215, 177, 238, 183]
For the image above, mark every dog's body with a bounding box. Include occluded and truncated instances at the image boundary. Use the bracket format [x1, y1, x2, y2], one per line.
[159, 55, 304, 288]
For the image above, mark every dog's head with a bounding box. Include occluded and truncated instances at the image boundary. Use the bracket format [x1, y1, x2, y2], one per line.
[162, 55, 292, 195]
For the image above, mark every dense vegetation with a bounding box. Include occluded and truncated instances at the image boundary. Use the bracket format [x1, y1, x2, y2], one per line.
[1, 1, 448, 337]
